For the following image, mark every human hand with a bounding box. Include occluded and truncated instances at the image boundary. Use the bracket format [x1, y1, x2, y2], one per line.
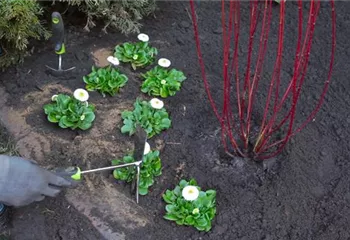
[0, 155, 71, 207]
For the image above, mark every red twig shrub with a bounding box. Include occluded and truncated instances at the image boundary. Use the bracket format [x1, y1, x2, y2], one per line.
[189, 0, 336, 160]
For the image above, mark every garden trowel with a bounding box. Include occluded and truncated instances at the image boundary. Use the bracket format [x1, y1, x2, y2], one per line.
[45, 12, 75, 75]
[55, 126, 147, 203]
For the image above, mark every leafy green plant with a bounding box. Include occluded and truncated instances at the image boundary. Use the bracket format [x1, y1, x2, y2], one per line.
[115, 42, 158, 70]
[83, 66, 128, 97]
[141, 66, 187, 98]
[121, 99, 171, 138]
[0, 0, 50, 69]
[43, 94, 95, 130]
[163, 179, 216, 232]
[112, 150, 162, 195]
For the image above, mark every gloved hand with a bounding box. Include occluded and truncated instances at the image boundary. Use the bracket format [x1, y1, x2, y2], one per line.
[0, 155, 71, 207]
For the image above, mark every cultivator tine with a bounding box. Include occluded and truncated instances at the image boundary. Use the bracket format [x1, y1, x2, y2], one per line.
[55, 126, 147, 204]
[133, 125, 147, 204]
[136, 162, 141, 204]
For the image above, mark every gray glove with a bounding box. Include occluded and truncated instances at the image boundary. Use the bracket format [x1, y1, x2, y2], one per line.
[0, 155, 71, 207]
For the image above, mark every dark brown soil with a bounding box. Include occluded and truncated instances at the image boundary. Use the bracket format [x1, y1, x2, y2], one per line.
[1, 1, 350, 240]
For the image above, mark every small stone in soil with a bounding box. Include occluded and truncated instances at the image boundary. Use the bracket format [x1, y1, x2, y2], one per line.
[179, 21, 190, 29]
[213, 27, 223, 34]
[176, 38, 185, 45]
[73, 135, 82, 143]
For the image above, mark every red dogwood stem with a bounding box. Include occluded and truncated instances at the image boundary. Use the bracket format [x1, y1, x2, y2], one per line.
[257, 0, 318, 154]
[257, 6, 318, 157]
[190, 0, 335, 160]
[245, 0, 273, 149]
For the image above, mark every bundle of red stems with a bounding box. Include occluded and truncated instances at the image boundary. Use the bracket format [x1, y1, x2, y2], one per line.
[189, 0, 336, 160]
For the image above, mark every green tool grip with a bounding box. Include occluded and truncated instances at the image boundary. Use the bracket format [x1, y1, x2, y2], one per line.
[54, 166, 81, 180]
[51, 12, 65, 55]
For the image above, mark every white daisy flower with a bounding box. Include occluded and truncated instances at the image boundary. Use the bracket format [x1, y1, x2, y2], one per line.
[74, 88, 89, 102]
[51, 95, 58, 101]
[137, 33, 149, 42]
[107, 56, 120, 66]
[144, 142, 151, 155]
[182, 185, 199, 201]
[161, 79, 167, 85]
[150, 98, 164, 109]
[158, 58, 171, 68]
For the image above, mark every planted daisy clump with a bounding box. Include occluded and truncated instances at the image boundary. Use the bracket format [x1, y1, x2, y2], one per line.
[83, 58, 128, 97]
[112, 142, 162, 195]
[163, 179, 216, 232]
[121, 98, 171, 138]
[114, 33, 158, 70]
[43, 89, 95, 130]
[141, 58, 187, 98]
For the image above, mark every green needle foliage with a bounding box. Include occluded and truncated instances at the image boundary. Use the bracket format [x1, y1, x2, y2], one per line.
[44, 94, 95, 130]
[141, 66, 187, 98]
[0, 0, 50, 69]
[163, 179, 217, 232]
[112, 150, 162, 195]
[83, 66, 128, 97]
[59, 0, 156, 34]
[121, 99, 171, 138]
[115, 42, 158, 70]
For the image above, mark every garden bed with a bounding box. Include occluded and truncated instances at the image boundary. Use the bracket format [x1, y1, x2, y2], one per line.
[0, 1, 350, 240]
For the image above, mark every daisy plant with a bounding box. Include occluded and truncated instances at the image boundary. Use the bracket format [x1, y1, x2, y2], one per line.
[121, 98, 171, 138]
[163, 179, 216, 232]
[83, 64, 128, 97]
[141, 58, 187, 98]
[112, 145, 162, 195]
[114, 33, 158, 70]
[44, 89, 95, 130]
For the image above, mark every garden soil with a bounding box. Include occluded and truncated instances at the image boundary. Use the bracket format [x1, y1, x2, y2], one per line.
[1, 1, 350, 240]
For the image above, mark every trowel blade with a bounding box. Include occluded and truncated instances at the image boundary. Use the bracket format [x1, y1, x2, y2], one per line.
[133, 125, 147, 162]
